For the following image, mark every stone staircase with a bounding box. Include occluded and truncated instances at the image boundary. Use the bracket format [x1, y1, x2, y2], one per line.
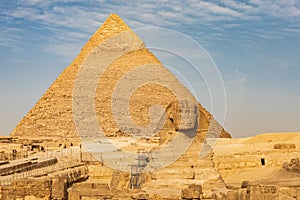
[142, 149, 227, 199]
[110, 169, 130, 189]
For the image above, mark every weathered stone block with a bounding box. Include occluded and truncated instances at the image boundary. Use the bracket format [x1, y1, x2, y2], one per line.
[274, 143, 296, 149]
[188, 184, 202, 193]
[182, 188, 193, 199]
[67, 188, 81, 200]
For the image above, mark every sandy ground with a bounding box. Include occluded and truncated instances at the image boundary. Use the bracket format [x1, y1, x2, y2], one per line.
[213, 132, 300, 188]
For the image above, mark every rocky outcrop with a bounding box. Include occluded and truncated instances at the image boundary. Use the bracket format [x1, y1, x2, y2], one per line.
[283, 157, 300, 173]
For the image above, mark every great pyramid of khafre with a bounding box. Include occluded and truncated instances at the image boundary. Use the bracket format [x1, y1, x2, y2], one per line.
[10, 14, 230, 144]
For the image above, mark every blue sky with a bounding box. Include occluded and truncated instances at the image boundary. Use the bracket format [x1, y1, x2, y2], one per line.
[0, 0, 300, 137]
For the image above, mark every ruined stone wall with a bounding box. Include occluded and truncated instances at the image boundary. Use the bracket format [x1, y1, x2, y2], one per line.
[1, 178, 52, 200]
[247, 185, 300, 200]
[226, 185, 300, 200]
[87, 164, 113, 183]
[0, 165, 88, 199]
[214, 148, 300, 172]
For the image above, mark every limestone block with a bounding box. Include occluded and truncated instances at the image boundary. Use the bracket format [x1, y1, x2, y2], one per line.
[182, 188, 193, 199]
[51, 177, 67, 199]
[239, 162, 245, 168]
[191, 191, 201, 199]
[212, 190, 227, 200]
[67, 188, 81, 200]
[226, 190, 237, 200]
[183, 168, 195, 179]
[241, 181, 249, 189]
[131, 193, 150, 200]
[202, 190, 213, 199]
[274, 143, 296, 149]
[188, 184, 202, 193]
[237, 188, 247, 200]
[283, 157, 300, 173]
[180, 185, 202, 199]
[24, 195, 48, 200]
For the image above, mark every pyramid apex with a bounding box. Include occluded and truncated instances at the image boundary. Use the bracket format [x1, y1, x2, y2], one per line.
[99, 13, 131, 34]
[73, 14, 135, 62]
[108, 13, 123, 19]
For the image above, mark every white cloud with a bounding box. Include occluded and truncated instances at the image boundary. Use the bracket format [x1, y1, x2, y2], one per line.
[0, 26, 27, 51]
[234, 69, 247, 86]
[248, 0, 300, 20]
[199, 1, 243, 17]
[8, 6, 103, 32]
[53, 6, 65, 14]
[219, 0, 255, 11]
[1, 0, 300, 56]
[282, 27, 300, 34]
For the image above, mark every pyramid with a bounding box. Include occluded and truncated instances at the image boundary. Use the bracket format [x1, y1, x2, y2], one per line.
[11, 14, 230, 145]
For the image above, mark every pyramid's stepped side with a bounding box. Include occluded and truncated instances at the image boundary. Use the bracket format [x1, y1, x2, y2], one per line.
[10, 14, 230, 143]
[10, 14, 131, 139]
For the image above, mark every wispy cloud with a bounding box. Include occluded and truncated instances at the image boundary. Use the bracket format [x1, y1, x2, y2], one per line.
[282, 27, 300, 34]
[1, 0, 300, 58]
[7, 6, 104, 32]
[234, 69, 247, 86]
[225, 69, 248, 103]
[249, 0, 300, 21]
[219, 0, 255, 11]
[0, 26, 27, 51]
